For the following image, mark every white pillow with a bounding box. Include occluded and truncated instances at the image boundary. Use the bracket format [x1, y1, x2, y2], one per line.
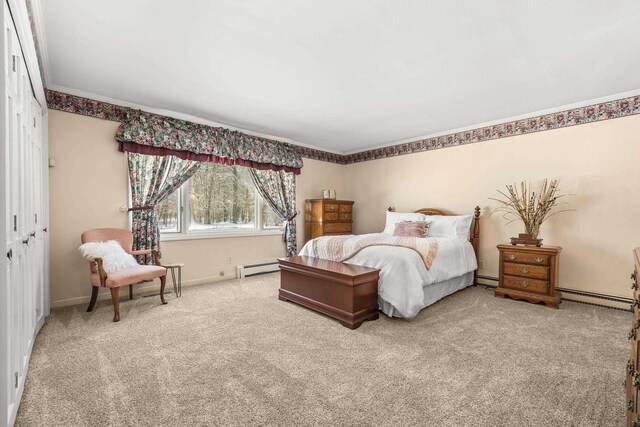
[79, 240, 139, 274]
[383, 211, 427, 235]
[423, 215, 473, 239]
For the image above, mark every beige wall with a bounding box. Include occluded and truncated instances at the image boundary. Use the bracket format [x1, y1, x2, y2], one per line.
[49, 108, 640, 307]
[343, 114, 640, 300]
[48, 110, 345, 307]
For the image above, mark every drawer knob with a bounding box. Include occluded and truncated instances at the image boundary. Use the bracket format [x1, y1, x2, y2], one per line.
[508, 254, 517, 260]
[535, 257, 543, 263]
[521, 267, 530, 274]
[520, 281, 529, 288]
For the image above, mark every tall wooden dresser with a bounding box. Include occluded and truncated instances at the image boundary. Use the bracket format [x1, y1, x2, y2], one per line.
[305, 199, 354, 243]
[627, 247, 640, 426]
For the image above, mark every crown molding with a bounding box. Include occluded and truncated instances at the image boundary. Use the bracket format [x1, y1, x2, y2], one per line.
[46, 84, 640, 166]
[46, 86, 347, 164]
[342, 91, 640, 164]
[46, 84, 345, 156]
[343, 88, 640, 155]
[27, 0, 51, 87]
[7, 0, 46, 106]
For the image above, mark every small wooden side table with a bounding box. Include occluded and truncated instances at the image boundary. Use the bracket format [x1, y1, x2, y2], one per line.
[163, 263, 184, 297]
[495, 244, 561, 308]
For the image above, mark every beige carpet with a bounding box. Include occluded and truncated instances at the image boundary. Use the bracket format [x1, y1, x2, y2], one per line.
[16, 273, 628, 426]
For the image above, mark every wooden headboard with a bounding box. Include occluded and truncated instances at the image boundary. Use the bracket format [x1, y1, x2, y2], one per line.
[388, 206, 481, 285]
[414, 206, 481, 259]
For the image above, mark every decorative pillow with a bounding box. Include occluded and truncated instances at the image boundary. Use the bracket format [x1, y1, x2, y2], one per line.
[383, 211, 427, 235]
[393, 221, 431, 237]
[79, 240, 139, 273]
[423, 214, 473, 239]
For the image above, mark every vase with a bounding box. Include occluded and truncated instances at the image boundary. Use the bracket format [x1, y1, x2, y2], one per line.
[510, 233, 543, 246]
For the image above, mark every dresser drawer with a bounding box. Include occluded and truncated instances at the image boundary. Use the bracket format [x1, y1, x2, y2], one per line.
[502, 275, 548, 294]
[339, 204, 352, 213]
[503, 262, 549, 280]
[324, 212, 339, 221]
[502, 251, 550, 265]
[339, 212, 352, 221]
[324, 223, 352, 233]
[324, 203, 339, 212]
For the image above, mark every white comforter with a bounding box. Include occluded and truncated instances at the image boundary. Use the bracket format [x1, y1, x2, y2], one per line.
[299, 233, 477, 319]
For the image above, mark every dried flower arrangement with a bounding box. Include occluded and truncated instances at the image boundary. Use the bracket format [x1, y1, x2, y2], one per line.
[490, 179, 573, 245]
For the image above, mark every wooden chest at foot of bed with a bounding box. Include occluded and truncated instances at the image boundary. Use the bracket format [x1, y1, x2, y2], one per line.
[278, 256, 380, 329]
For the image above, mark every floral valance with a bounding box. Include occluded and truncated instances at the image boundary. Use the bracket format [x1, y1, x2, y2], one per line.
[115, 111, 303, 174]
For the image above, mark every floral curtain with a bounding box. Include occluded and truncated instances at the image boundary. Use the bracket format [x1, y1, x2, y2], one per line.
[128, 152, 201, 263]
[249, 169, 298, 257]
[117, 111, 303, 174]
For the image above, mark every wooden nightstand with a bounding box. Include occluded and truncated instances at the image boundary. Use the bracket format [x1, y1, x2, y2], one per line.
[495, 244, 562, 308]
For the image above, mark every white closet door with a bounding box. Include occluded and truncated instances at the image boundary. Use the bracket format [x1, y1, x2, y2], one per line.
[2, 5, 47, 425]
[4, 11, 24, 420]
[31, 100, 44, 325]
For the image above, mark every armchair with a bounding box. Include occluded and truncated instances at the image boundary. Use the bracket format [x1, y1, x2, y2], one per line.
[81, 228, 167, 322]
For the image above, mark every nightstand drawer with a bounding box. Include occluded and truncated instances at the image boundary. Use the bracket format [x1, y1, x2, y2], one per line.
[339, 204, 352, 213]
[502, 275, 548, 294]
[504, 262, 549, 280]
[503, 251, 550, 265]
[324, 223, 352, 233]
[324, 203, 339, 212]
[339, 212, 352, 221]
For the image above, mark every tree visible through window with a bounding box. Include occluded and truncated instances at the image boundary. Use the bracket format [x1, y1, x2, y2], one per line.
[155, 163, 285, 235]
[189, 164, 256, 230]
[157, 190, 180, 232]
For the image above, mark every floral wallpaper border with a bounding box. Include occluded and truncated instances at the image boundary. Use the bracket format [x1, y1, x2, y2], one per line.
[45, 89, 343, 164]
[47, 89, 640, 165]
[343, 95, 640, 164]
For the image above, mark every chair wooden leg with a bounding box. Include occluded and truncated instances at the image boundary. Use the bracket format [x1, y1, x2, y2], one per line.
[129, 284, 133, 300]
[110, 287, 120, 322]
[160, 276, 167, 305]
[87, 286, 99, 312]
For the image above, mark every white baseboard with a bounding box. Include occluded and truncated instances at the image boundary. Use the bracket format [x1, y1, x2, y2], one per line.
[476, 278, 630, 311]
[49, 275, 229, 309]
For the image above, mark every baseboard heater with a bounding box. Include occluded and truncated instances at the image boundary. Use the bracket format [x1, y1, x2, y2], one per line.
[236, 261, 280, 278]
[477, 274, 633, 308]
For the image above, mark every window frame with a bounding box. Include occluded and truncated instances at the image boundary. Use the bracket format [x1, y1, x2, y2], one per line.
[157, 167, 285, 242]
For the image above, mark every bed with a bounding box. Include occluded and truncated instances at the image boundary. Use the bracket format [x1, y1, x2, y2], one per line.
[298, 207, 480, 319]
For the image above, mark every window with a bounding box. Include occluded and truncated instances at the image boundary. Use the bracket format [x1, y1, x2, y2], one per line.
[157, 189, 181, 233]
[156, 163, 285, 239]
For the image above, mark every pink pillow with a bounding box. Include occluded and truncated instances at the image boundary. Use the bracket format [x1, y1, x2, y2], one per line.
[393, 221, 430, 238]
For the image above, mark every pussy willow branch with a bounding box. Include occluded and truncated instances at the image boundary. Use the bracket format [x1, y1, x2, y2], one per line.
[490, 179, 574, 236]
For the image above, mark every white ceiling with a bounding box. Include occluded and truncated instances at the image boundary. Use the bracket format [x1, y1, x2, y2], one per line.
[38, 0, 640, 153]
